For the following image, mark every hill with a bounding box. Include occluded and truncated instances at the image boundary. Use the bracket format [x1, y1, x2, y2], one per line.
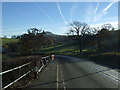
[45, 31, 68, 45]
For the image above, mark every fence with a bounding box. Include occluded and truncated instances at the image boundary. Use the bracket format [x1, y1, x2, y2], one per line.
[0, 55, 52, 90]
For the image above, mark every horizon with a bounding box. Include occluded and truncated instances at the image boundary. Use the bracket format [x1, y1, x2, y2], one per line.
[2, 1, 118, 38]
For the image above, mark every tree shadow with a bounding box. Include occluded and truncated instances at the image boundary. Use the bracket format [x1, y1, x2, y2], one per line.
[26, 81, 57, 88]
[57, 55, 120, 70]
[89, 59, 119, 70]
[58, 68, 112, 83]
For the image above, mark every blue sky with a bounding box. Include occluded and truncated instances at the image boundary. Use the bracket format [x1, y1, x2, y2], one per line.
[2, 2, 118, 37]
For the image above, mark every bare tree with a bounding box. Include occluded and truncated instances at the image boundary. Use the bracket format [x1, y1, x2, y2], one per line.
[87, 27, 99, 35]
[68, 21, 90, 54]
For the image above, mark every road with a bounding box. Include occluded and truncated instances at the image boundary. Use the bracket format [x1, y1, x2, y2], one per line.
[26, 55, 119, 89]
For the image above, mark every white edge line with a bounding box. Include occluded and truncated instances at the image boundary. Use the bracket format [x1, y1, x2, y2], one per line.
[90, 66, 120, 81]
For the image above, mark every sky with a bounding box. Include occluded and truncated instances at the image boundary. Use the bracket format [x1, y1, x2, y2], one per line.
[2, 1, 118, 37]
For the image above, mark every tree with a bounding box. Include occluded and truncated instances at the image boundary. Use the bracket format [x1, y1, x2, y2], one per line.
[68, 21, 90, 54]
[11, 35, 17, 39]
[96, 23, 113, 52]
[3, 35, 7, 38]
[19, 28, 46, 55]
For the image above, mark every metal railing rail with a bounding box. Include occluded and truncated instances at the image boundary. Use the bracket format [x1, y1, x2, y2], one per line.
[1, 62, 31, 90]
[1, 55, 52, 90]
[0, 62, 31, 75]
[3, 71, 31, 90]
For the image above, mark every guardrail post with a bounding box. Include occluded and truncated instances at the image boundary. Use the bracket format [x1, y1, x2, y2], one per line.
[29, 62, 31, 72]
[49, 56, 50, 62]
[41, 60, 43, 66]
[0, 74, 2, 90]
[19, 67, 21, 78]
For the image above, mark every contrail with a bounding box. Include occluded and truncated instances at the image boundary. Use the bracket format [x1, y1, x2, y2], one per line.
[56, 2, 68, 25]
[102, 0, 118, 12]
[94, 0, 118, 22]
[93, 2, 100, 22]
[94, 2, 100, 15]
[34, 3, 54, 24]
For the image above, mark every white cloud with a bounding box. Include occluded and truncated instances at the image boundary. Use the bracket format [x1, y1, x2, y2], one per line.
[56, 2, 68, 25]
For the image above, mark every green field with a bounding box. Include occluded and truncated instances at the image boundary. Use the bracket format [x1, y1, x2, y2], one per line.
[39, 43, 81, 55]
[1, 38, 19, 45]
[40, 43, 120, 58]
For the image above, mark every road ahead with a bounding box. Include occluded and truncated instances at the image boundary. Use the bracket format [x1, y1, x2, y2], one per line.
[26, 55, 119, 89]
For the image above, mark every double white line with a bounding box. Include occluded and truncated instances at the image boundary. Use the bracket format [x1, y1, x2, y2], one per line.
[60, 63, 66, 90]
[56, 60, 66, 90]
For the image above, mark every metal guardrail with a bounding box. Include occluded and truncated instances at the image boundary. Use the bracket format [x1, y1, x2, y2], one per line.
[1, 62, 31, 90]
[0, 55, 53, 90]
[3, 71, 31, 90]
[0, 62, 31, 75]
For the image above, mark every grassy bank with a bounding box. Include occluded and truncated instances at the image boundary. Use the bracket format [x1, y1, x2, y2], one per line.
[2, 38, 19, 45]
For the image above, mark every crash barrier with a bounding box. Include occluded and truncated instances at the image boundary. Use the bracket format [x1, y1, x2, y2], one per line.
[0, 55, 54, 90]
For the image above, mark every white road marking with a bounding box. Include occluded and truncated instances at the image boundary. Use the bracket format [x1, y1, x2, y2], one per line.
[60, 63, 66, 90]
[65, 55, 119, 82]
[90, 65, 120, 82]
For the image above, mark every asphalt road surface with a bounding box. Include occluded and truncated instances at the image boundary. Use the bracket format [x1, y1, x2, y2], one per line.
[26, 55, 119, 89]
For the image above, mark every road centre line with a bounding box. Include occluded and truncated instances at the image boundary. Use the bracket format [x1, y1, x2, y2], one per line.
[60, 62, 66, 90]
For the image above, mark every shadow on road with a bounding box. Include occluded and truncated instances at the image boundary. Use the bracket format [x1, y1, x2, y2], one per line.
[26, 81, 57, 88]
[89, 59, 119, 70]
[58, 68, 112, 83]
[57, 55, 119, 70]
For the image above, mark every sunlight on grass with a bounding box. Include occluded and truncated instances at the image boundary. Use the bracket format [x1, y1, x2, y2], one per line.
[40, 45, 63, 50]
[2, 38, 19, 45]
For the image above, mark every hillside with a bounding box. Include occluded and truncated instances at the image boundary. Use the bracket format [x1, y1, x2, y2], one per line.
[45, 31, 68, 44]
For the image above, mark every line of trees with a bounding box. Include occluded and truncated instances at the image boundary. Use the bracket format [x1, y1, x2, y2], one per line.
[67, 21, 118, 54]
[2, 21, 119, 56]
[3, 28, 57, 56]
